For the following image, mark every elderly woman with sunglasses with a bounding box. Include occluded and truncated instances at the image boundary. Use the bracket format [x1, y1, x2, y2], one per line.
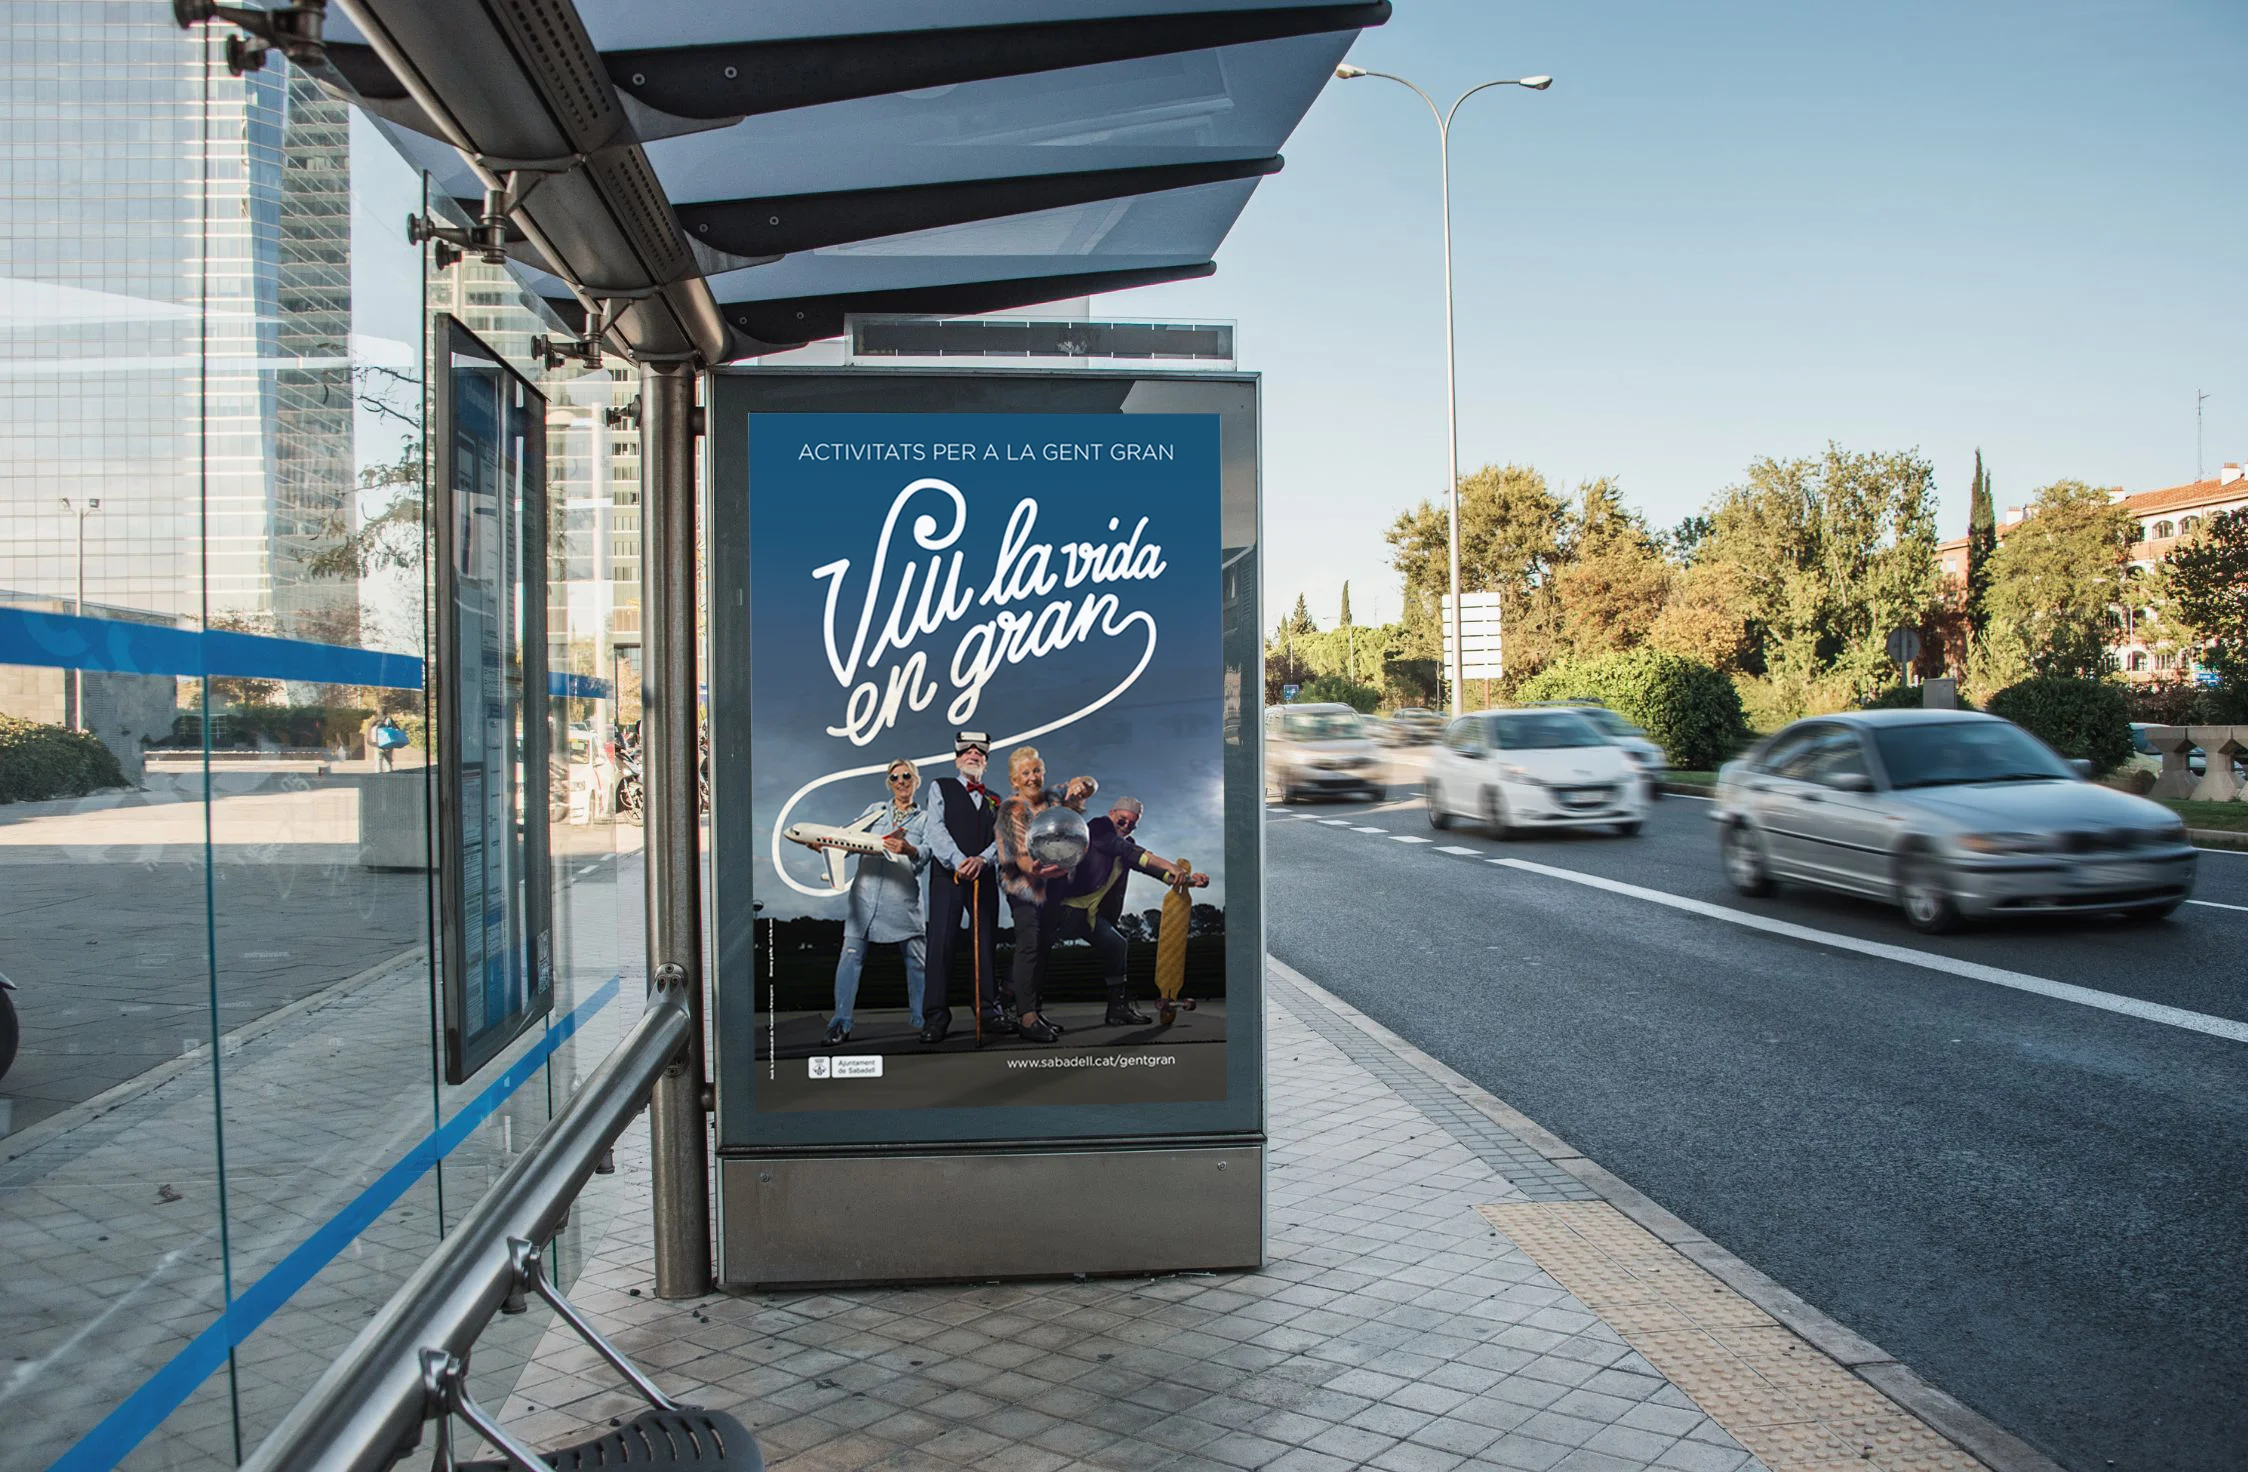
[806, 757, 931, 1047]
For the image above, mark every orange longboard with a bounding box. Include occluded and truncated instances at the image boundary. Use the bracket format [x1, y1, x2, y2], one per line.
[1155, 857, 1196, 1025]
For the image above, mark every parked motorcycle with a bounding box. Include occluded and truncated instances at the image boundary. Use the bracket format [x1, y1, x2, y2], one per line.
[613, 723, 644, 826]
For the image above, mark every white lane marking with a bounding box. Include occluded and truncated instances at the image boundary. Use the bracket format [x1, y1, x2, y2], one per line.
[1390, 835, 1432, 845]
[2187, 898, 2248, 913]
[1665, 790, 1715, 801]
[2196, 846, 2247, 857]
[1436, 845, 1484, 856]
[1351, 825, 1388, 833]
[1317, 819, 1355, 826]
[1484, 855, 2248, 1045]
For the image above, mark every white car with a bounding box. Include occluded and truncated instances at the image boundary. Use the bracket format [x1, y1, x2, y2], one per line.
[1265, 703, 1385, 803]
[1527, 700, 1669, 796]
[1424, 709, 1649, 838]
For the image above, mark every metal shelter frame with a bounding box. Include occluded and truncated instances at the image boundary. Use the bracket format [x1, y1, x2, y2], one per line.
[162, 0, 1384, 1462]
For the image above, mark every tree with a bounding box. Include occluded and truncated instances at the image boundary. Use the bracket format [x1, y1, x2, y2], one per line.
[1288, 593, 1316, 635]
[2163, 506, 2248, 701]
[1965, 449, 1995, 635]
[1665, 513, 1713, 564]
[1693, 444, 1942, 713]
[1338, 580, 1353, 628]
[1648, 560, 1754, 670]
[1975, 480, 2130, 684]
[1552, 478, 1671, 657]
[307, 438, 424, 579]
[1385, 463, 1569, 677]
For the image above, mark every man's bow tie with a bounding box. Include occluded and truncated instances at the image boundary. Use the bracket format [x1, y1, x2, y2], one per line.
[962, 779, 987, 797]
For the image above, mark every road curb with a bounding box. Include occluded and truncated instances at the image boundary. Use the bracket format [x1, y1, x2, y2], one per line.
[1658, 780, 1715, 798]
[1266, 954, 2068, 1472]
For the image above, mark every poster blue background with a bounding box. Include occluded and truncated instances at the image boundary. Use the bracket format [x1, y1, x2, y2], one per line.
[745, 412, 1225, 922]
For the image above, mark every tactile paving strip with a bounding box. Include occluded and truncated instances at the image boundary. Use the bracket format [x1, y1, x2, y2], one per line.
[1481, 1201, 1987, 1472]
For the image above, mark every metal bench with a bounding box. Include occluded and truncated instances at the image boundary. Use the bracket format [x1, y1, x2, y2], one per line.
[434, 1240, 760, 1472]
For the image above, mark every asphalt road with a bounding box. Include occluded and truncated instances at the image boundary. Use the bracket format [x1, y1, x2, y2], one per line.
[1266, 780, 2248, 1472]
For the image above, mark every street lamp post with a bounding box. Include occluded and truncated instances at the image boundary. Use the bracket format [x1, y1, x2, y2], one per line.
[1335, 64, 1550, 716]
[60, 496, 100, 731]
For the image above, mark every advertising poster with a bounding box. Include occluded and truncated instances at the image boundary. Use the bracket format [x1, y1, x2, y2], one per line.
[434, 319, 551, 1083]
[746, 411, 1227, 1113]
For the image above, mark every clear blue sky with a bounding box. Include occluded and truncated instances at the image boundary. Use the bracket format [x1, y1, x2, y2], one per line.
[1104, 0, 2248, 631]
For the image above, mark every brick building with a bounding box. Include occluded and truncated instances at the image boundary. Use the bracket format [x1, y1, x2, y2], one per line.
[1936, 462, 2245, 680]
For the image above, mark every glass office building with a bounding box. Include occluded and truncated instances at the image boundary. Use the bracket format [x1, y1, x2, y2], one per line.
[0, 8, 648, 1467]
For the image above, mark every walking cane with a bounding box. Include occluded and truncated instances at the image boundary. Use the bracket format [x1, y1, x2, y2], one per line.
[972, 876, 983, 1048]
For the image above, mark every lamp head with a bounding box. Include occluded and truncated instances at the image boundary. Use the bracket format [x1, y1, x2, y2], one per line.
[1520, 75, 1554, 89]
[1334, 64, 1367, 79]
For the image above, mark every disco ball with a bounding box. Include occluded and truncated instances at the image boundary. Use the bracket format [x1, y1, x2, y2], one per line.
[1027, 805, 1090, 870]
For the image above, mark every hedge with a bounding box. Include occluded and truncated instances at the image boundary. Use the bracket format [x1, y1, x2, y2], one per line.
[161, 705, 374, 751]
[1515, 650, 1751, 770]
[1296, 674, 1381, 713]
[0, 716, 128, 804]
[1985, 675, 2132, 775]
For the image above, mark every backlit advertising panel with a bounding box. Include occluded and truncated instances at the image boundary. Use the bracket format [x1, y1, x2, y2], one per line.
[708, 371, 1261, 1150]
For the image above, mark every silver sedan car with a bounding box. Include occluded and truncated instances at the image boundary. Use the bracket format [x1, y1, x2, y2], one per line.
[1713, 710, 2196, 932]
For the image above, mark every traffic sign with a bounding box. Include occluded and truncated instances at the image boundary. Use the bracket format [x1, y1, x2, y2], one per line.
[1441, 591, 1505, 679]
[1281, 683, 1301, 702]
[1884, 626, 1922, 668]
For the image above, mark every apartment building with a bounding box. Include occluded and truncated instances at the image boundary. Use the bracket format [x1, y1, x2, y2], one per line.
[1937, 462, 2245, 680]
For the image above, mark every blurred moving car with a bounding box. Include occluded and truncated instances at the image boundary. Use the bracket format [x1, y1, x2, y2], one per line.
[1385, 707, 1444, 744]
[1265, 703, 1384, 803]
[1424, 708, 1647, 838]
[1528, 699, 1668, 795]
[1714, 711, 2195, 933]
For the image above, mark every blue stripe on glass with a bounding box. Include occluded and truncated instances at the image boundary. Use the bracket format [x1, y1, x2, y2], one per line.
[549, 672, 612, 699]
[45, 974, 623, 1472]
[0, 608, 425, 690]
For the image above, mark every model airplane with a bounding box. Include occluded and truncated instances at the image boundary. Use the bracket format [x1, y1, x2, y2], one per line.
[783, 809, 905, 891]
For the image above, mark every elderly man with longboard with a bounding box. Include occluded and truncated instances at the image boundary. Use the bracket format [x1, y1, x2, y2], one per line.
[1045, 796, 1208, 1029]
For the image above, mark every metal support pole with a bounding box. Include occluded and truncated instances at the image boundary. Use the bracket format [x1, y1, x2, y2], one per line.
[74, 508, 86, 731]
[640, 362, 710, 1298]
[1437, 112, 1464, 718]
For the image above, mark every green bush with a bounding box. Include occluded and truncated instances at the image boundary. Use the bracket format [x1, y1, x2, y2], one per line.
[1516, 649, 1751, 770]
[1860, 685, 1924, 711]
[1985, 675, 2132, 774]
[2122, 679, 2207, 727]
[1296, 673, 1381, 713]
[0, 715, 128, 804]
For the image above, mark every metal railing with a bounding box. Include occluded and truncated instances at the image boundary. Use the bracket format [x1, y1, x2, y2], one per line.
[238, 970, 693, 1472]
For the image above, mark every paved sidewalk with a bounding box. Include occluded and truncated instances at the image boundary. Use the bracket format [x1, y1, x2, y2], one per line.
[490, 961, 1999, 1472]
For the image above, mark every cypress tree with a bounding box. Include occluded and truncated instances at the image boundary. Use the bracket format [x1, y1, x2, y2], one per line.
[1339, 580, 1353, 628]
[1967, 450, 1995, 635]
